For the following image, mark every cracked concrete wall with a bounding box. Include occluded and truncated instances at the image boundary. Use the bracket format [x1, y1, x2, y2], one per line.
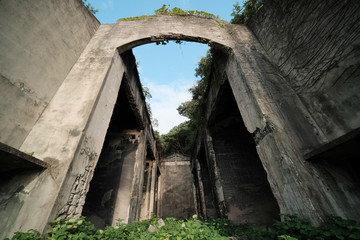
[158, 154, 196, 219]
[193, 17, 360, 224]
[2, 2, 359, 237]
[0, 0, 99, 149]
[249, 0, 360, 144]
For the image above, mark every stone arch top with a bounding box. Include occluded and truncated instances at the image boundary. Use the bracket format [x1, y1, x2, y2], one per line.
[20, 15, 258, 166]
[97, 15, 255, 54]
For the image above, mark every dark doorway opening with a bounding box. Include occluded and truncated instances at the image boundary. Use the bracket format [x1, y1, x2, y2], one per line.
[82, 74, 142, 228]
[193, 143, 217, 218]
[206, 79, 280, 226]
[308, 131, 360, 218]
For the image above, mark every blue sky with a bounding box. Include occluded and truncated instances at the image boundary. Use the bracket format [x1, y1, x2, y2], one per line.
[87, 0, 242, 134]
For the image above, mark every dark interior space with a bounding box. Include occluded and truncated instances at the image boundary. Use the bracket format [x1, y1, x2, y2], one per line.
[82, 74, 141, 228]
[207, 79, 280, 226]
[311, 132, 360, 210]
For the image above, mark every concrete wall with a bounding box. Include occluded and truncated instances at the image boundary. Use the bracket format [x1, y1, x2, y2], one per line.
[192, 15, 360, 224]
[208, 81, 280, 225]
[1, 22, 157, 238]
[158, 154, 196, 219]
[1, 1, 360, 237]
[249, 0, 360, 145]
[0, 0, 99, 149]
[82, 130, 145, 227]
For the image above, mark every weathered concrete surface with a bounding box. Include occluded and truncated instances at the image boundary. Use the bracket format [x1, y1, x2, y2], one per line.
[13, 46, 156, 235]
[0, 142, 47, 175]
[0, 0, 99, 149]
[158, 154, 196, 219]
[4, 14, 246, 236]
[249, 0, 360, 145]
[197, 45, 359, 225]
[0, 143, 47, 236]
[1, 1, 360, 237]
[82, 130, 145, 227]
[208, 81, 280, 225]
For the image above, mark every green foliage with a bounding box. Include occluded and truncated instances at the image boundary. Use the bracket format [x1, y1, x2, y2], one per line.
[177, 49, 213, 121]
[81, 0, 98, 15]
[159, 121, 197, 157]
[118, 5, 223, 22]
[160, 49, 216, 157]
[154, 4, 221, 20]
[269, 214, 360, 240]
[6, 230, 43, 240]
[118, 15, 152, 22]
[230, 0, 263, 24]
[47, 217, 99, 239]
[5, 214, 360, 240]
[203, 214, 360, 240]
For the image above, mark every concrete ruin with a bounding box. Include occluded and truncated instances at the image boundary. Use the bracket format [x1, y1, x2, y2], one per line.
[0, 0, 359, 238]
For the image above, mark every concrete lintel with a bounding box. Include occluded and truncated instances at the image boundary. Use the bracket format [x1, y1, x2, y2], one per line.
[304, 128, 360, 161]
[0, 142, 47, 174]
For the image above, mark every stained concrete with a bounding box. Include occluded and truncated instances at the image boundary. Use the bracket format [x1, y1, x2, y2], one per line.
[0, 0, 99, 149]
[158, 154, 196, 219]
[208, 81, 280, 225]
[249, 0, 360, 145]
[0, 0, 359, 237]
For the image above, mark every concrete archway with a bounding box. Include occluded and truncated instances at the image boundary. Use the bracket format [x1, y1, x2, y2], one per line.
[16, 15, 258, 234]
[14, 14, 317, 233]
[6, 9, 359, 237]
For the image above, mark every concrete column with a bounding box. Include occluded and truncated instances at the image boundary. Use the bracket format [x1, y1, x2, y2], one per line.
[195, 159, 207, 218]
[111, 130, 144, 225]
[149, 160, 157, 218]
[203, 130, 227, 218]
[140, 160, 152, 220]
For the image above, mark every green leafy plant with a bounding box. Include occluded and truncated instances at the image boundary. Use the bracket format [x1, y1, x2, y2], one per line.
[118, 4, 224, 23]
[5, 214, 360, 240]
[81, 0, 98, 15]
[230, 0, 263, 24]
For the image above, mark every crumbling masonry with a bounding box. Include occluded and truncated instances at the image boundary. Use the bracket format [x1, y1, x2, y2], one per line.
[0, 0, 359, 238]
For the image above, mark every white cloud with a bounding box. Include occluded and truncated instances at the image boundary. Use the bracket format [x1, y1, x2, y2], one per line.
[143, 77, 193, 134]
[102, 0, 114, 9]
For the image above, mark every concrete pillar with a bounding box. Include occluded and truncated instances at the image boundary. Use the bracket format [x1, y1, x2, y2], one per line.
[195, 159, 207, 218]
[149, 160, 157, 218]
[203, 130, 227, 218]
[111, 130, 145, 225]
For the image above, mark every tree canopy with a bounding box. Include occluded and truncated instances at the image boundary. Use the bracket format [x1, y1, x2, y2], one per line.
[230, 0, 263, 24]
[157, 50, 214, 157]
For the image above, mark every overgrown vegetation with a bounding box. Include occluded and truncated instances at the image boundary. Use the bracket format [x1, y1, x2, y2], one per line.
[230, 0, 263, 24]
[118, 5, 223, 22]
[5, 214, 360, 240]
[154, 4, 221, 20]
[81, 0, 98, 15]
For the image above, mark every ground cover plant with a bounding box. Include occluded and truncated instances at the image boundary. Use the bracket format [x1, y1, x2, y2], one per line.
[5, 214, 360, 240]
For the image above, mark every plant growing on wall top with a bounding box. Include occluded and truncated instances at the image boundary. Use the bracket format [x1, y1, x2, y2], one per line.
[231, 0, 263, 24]
[82, 0, 98, 15]
[118, 5, 224, 22]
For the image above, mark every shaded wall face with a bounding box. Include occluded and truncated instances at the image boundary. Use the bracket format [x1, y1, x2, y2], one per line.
[247, 0, 360, 222]
[197, 145, 217, 218]
[248, 0, 360, 142]
[0, 0, 99, 148]
[83, 75, 146, 227]
[207, 81, 279, 225]
[158, 155, 196, 219]
[83, 132, 139, 228]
